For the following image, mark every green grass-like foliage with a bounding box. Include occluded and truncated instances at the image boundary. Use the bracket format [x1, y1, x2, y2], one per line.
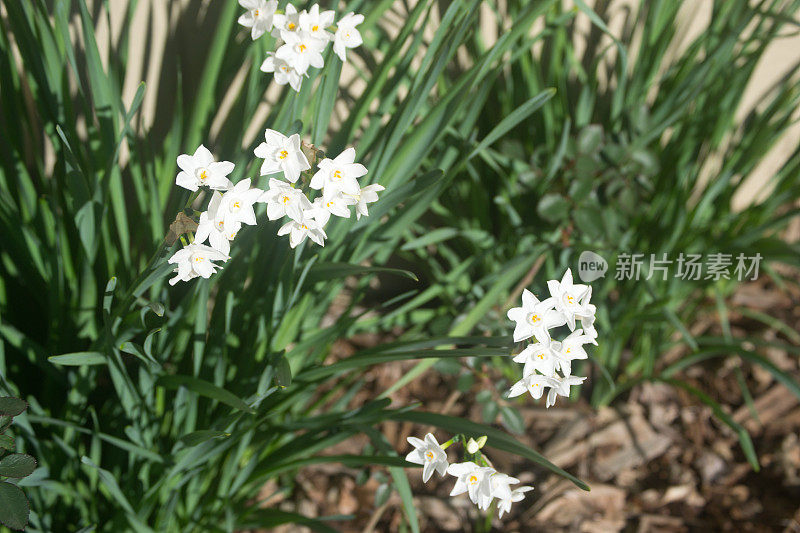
[394, 0, 800, 469]
[0, 0, 592, 530]
[2, 0, 799, 530]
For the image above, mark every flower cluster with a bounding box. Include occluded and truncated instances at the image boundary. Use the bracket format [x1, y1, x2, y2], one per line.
[167, 130, 382, 284]
[255, 129, 383, 248]
[506, 268, 598, 407]
[237, 1, 364, 92]
[405, 433, 533, 518]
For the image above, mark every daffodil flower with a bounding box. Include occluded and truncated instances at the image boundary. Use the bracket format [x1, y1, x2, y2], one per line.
[254, 130, 311, 183]
[168, 243, 228, 285]
[194, 192, 241, 255]
[309, 193, 354, 227]
[348, 183, 384, 220]
[333, 12, 364, 62]
[548, 268, 591, 330]
[545, 374, 587, 408]
[176, 145, 234, 191]
[217, 178, 264, 228]
[237, 0, 278, 40]
[513, 329, 560, 377]
[298, 4, 334, 42]
[271, 4, 300, 40]
[497, 486, 534, 518]
[260, 178, 312, 223]
[309, 147, 367, 197]
[506, 289, 566, 343]
[447, 462, 494, 505]
[507, 373, 556, 401]
[277, 211, 326, 248]
[275, 30, 325, 76]
[553, 329, 593, 376]
[405, 433, 449, 483]
[577, 302, 598, 340]
[476, 472, 519, 510]
[260, 53, 303, 92]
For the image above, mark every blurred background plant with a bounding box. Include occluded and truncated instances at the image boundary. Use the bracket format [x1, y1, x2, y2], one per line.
[1, 0, 799, 531]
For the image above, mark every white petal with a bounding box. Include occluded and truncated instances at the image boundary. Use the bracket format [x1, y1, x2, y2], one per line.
[193, 145, 214, 166]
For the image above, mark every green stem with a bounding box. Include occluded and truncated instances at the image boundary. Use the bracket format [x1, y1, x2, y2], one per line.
[108, 189, 202, 330]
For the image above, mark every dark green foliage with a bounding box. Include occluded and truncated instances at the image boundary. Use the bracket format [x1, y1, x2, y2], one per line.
[0, 398, 34, 530]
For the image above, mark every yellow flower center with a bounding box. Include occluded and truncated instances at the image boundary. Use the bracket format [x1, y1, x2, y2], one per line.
[301, 224, 308, 230]
[232, 201, 241, 210]
[281, 195, 290, 204]
[299, 44, 307, 52]
[229, 232, 237, 239]
[468, 475, 478, 484]
[537, 353, 545, 360]
[425, 451, 434, 461]
[312, 25, 319, 32]
[279, 150, 289, 159]
[254, 9, 259, 17]
[332, 170, 342, 180]
[566, 348, 571, 354]
[194, 256, 204, 262]
[565, 294, 575, 305]
[198, 169, 208, 181]
[217, 220, 224, 229]
[281, 65, 288, 72]
[528, 313, 540, 324]
[288, 22, 296, 30]
[326, 201, 334, 208]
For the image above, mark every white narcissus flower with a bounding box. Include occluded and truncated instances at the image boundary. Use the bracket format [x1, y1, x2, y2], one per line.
[309, 193, 354, 227]
[508, 373, 555, 401]
[545, 374, 587, 408]
[176, 145, 234, 191]
[194, 192, 241, 255]
[513, 330, 561, 378]
[310, 147, 367, 196]
[497, 486, 534, 518]
[217, 178, 264, 228]
[168, 243, 228, 285]
[277, 211, 326, 248]
[271, 4, 300, 40]
[477, 472, 519, 510]
[447, 462, 494, 505]
[506, 289, 566, 343]
[348, 183, 384, 220]
[237, 0, 278, 40]
[260, 53, 303, 92]
[548, 268, 591, 330]
[275, 31, 325, 76]
[577, 302, 598, 340]
[333, 12, 364, 62]
[405, 433, 449, 483]
[554, 329, 593, 376]
[254, 130, 311, 183]
[298, 4, 334, 42]
[260, 178, 312, 223]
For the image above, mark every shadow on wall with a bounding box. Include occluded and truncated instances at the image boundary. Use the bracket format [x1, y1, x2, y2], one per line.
[59, 0, 232, 147]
